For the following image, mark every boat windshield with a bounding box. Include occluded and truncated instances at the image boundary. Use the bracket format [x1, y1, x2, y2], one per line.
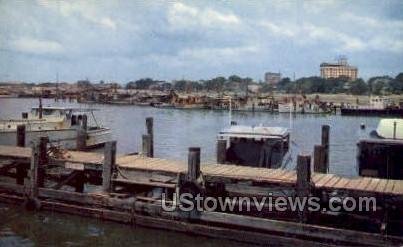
[31, 108, 67, 117]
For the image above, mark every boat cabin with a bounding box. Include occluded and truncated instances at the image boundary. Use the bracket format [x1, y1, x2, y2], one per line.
[358, 119, 403, 179]
[28, 106, 73, 119]
[217, 124, 290, 168]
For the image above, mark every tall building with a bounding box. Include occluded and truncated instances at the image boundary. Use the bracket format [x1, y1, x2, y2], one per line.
[320, 58, 358, 80]
[264, 72, 281, 85]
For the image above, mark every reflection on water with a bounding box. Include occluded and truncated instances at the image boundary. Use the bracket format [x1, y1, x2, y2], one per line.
[0, 98, 382, 246]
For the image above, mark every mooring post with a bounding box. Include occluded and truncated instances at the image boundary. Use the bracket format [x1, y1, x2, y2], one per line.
[29, 141, 40, 200]
[102, 141, 116, 193]
[16, 125, 27, 185]
[296, 154, 311, 223]
[146, 117, 154, 157]
[187, 147, 201, 182]
[38, 137, 48, 188]
[313, 145, 327, 173]
[142, 134, 151, 157]
[82, 114, 88, 131]
[74, 171, 85, 193]
[321, 125, 330, 172]
[76, 116, 87, 151]
[216, 139, 227, 164]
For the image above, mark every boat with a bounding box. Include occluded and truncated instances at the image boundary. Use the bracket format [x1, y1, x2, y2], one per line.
[341, 96, 403, 116]
[357, 118, 403, 179]
[278, 102, 331, 114]
[0, 106, 111, 150]
[152, 102, 175, 108]
[217, 123, 291, 168]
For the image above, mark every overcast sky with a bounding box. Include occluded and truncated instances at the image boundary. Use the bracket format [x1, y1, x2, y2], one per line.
[0, 0, 402, 83]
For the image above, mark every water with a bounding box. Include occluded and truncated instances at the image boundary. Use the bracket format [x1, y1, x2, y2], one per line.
[0, 203, 250, 247]
[0, 97, 383, 245]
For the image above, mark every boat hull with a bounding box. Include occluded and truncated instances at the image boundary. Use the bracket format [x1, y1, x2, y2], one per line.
[0, 128, 111, 150]
[341, 108, 403, 117]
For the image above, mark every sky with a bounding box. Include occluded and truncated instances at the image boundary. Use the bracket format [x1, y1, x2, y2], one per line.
[0, 0, 402, 83]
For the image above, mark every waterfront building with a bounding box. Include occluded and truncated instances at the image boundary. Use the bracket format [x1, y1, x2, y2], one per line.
[320, 58, 358, 80]
[264, 72, 281, 85]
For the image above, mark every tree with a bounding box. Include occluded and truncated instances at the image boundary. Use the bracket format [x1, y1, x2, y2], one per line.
[367, 76, 392, 95]
[228, 75, 242, 83]
[126, 78, 157, 89]
[277, 77, 291, 88]
[173, 80, 187, 91]
[372, 80, 385, 95]
[349, 78, 369, 95]
[77, 80, 91, 88]
[389, 73, 403, 94]
[204, 76, 226, 91]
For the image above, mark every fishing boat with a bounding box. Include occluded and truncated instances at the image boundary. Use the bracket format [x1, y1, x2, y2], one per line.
[0, 106, 111, 150]
[357, 118, 403, 179]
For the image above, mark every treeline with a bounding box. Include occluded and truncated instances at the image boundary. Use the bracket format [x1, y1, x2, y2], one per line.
[73, 73, 403, 95]
[272, 73, 403, 95]
[125, 75, 254, 92]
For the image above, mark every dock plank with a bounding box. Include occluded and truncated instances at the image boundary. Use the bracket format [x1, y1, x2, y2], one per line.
[366, 178, 381, 192]
[324, 176, 341, 188]
[384, 180, 396, 194]
[392, 181, 403, 195]
[332, 178, 350, 189]
[315, 174, 335, 187]
[355, 177, 372, 191]
[375, 179, 388, 193]
[342, 177, 362, 190]
[312, 173, 326, 184]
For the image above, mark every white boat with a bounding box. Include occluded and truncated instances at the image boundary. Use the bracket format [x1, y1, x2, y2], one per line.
[358, 118, 403, 179]
[373, 118, 403, 139]
[217, 124, 291, 168]
[0, 106, 111, 150]
[278, 102, 330, 114]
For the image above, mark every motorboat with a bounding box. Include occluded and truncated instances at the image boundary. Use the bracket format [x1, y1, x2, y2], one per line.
[357, 118, 403, 179]
[217, 123, 291, 168]
[0, 106, 111, 150]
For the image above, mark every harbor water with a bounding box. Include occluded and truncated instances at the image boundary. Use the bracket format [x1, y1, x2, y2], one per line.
[0, 97, 382, 246]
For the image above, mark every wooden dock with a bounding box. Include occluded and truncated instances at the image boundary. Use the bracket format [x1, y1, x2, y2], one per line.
[0, 141, 403, 246]
[1, 145, 402, 198]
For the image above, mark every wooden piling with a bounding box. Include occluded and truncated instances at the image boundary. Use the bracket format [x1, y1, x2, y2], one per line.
[321, 125, 330, 171]
[296, 154, 311, 223]
[30, 141, 40, 199]
[102, 141, 116, 193]
[216, 139, 227, 164]
[187, 147, 201, 182]
[16, 125, 26, 185]
[74, 171, 85, 193]
[82, 114, 88, 130]
[146, 117, 154, 157]
[38, 137, 48, 188]
[142, 134, 151, 157]
[76, 117, 87, 151]
[313, 145, 327, 173]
